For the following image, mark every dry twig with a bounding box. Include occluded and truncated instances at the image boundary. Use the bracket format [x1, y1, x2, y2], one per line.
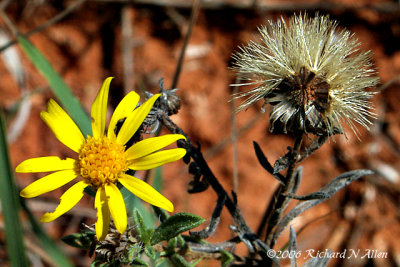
[89, 0, 400, 14]
[0, 0, 87, 53]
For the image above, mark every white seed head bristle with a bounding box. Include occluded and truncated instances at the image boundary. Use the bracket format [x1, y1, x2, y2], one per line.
[231, 13, 379, 138]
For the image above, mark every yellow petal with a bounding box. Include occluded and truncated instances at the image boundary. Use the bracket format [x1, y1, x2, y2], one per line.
[91, 77, 113, 138]
[40, 181, 88, 222]
[119, 174, 173, 212]
[20, 170, 77, 198]
[40, 99, 85, 153]
[128, 148, 186, 171]
[16, 157, 75, 173]
[126, 134, 186, 160]
[116, 94, 160, 145]
[107, 91, 140, 139]
[95, 187, 110, 241]
[104, 183, 127, 234]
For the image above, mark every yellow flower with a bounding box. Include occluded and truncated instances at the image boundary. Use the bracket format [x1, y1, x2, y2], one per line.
[16, 77, 186, 240]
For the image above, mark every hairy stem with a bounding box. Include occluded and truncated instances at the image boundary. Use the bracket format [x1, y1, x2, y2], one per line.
[264, 134, 303, 247]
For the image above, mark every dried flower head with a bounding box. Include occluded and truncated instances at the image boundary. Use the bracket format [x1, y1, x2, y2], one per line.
[232, 13, 379, 137]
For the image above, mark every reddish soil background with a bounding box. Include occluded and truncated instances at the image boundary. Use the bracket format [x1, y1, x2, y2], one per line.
[2, 1, 400, 266]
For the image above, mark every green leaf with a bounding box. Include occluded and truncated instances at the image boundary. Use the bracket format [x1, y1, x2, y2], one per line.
[155, 258, 169, 267]
[133, 208, 147, 239]
[132, 208, 154, 244]
[152, 206, 169, 223]
[166, 238, 178, 254]
[91, 260, 113, 267]
[121, 187, 155, 227]
[151, 213, 205, 245]
[191, 258, 202, 266]
[144, 246, 157, 260]
[0, 112, 28, 266]
[153, 167, 163, 192]
[17, 35, 91, 136]
[61, 231, 95, 249]
[220, 250, 234, 267]
[169, 254, 192, 267]
[130, 258, 149, 267]
[127, 242, 143, 260]
[176, 235, 186, 247]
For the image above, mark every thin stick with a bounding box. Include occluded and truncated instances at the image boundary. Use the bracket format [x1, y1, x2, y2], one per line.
[377, 72, 400, 92]
[204, 112, 263, 158]
[142, 0, 200, 183]
[0, 0, 86, 53]
[121, 5, 135, 94]
[89, 0, 400, 14]
[170, 0, 200, 89]
[231, 77, 240, 192]
[0, 0, 12, 11]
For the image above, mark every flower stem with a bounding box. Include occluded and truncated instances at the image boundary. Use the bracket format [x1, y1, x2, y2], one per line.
[264, 134, 303, 248]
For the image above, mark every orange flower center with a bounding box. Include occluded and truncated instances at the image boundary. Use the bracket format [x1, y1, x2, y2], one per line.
[78, 136, 128, 187]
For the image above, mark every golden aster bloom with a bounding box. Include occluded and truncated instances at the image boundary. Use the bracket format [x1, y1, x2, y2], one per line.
[232, 14, 379, 136]
[16, 77, 186, 240]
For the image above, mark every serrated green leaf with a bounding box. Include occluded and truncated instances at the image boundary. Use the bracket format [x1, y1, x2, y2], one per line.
[17, 35, 91, 136]
[61, 231, 95, 249]
[151, 213, 205, 245]
[220, 250, 234, 267]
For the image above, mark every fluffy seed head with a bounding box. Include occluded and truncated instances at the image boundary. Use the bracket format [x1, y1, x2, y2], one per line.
[232, 13, 379, 137]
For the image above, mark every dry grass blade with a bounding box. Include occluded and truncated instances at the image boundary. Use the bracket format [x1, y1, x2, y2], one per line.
[272, 169, 373, 243]
[253, 141, 285, 184]
[0, 113, 28, 266]
[289, 226, 298, 267]
[302, 250, 332, 267]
